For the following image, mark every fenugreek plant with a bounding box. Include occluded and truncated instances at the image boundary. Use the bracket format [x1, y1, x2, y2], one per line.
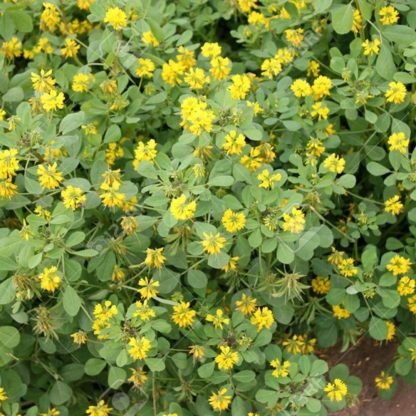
[0, 0, 416, 415]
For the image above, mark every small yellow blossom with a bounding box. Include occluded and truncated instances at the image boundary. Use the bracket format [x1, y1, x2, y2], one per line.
[384, 195, 404, 215]
[172, 301, 196, 328]
[324, 379, 348, 401]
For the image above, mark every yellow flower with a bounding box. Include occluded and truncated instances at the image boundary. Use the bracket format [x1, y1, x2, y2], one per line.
[41, 408, 60, 416]
[138, 277, 160, 299]
[352, 9, 362, 33]
[386, 320, 396, 341]
[362, 38, 380, 56]
[408, 295, 416, 314]
[37, 163, 64, 189]
[40, 3, 61, 32]
[338, 258, 358, 277]
[71, 330, 87, 345]
[92, 300, 118, 340]
[31, 69, 56, 93]
[387, 255, 412, 276]
[285, 28, 304, 47]
[161, 59, 185, 86]
[184, 68, 209, 90]
[77, 0, 95, 10]
[270, 359, 291, 378]
[388, 132, 409, 153]
[324, 379, 348, 401]
[379, 6, 399, 25]
[201, 42, 221, 58]
[201, 232, 226, 255]
[111, 265, 125, 282]
[238, 0, 257, 13]
[323, 154, 345, 174]
[375, 371, 394, 390]
[384, 195, 403, 215]
[210, 56, 231, 80]
[0, 387, 7, 402]
[177, 46, 196, 70]
[282, 335, 304, 354]
[189, 345, 205, 361]
[257, 169, 282, 189]
[172, 301, 196, 328]
[221, 209, 246, 233]
[248, 11, 269, 28]
[99, 183, 125, 208]
[0, 148, 19, 179]
[332, 304, 351, 319]
[307, 60, 320, 77]
[223, 256, 239, 272]
[128, 336, 152, 360]
[61, 186, 86, 210]
[397, 276, 415, 296]
[170, 194, 197, 221]
[311, 276, 331, 295]
[311, 76, 332, 99]
[261, 57, 282, 79]
[229, 74, 252, 100]
[133, 301, 156, 321]
[250, 307, 274, 331]
[39, 266, 61, 293]
[61, 38, 80, 58]
[104, 7, 128, 30]
[209, 387, 232, 412]
[1, 37, 22, 59]
[86, 400, 112, 416]
[135, 58, 156, 78]
[310, 101, 330, 119]
[235, 293, 257, 315]
[0, 179, 17, 199]
[180, 96, 215, 135]
[282, 207, 305, 234]
[40, 90, 65, 112]
[291, 79, 312, 97]
[144, 248, 166, 269]
[206, 309, 230, 329]
[128, 368, 148, 387]
[133, 139, 158, 169]
[142, 31, 159, 47]
[215, 345, 239, 370]
[72, 73, 95, 92]
[385, 81, 406, 104]
[222, 130, 246, 155]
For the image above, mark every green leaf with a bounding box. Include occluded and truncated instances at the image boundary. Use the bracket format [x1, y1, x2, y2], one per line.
[0, 278, 16, 304]
[145, 358, 166, 372]
[331, 4, 354, 34]
[208, 175, 234, 187]
[376, 44, 396, 80]
[187, 270, 207, 289]
[367, 162, 389, 176]
[85, 358, 107, 376]
[63, 286, 82, 317]
[310, 359, 328, 376]
[59, 111, 85, 134]
[369, 317, 388, 341]
[50, 381, 72, 405]
[232, 370, 256, 383]
[108, 366, 127, 389]
[198, 361, 215, 379]
[383, 25, 416, 47]
[276, 243, 295, 264]
[0, 326, 20, 349]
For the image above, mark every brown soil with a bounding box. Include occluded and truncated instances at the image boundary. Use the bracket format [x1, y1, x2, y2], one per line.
[323, 337, 416, 416]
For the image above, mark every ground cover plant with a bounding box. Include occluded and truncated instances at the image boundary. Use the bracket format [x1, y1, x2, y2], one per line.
[0, 0, 416, 415]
